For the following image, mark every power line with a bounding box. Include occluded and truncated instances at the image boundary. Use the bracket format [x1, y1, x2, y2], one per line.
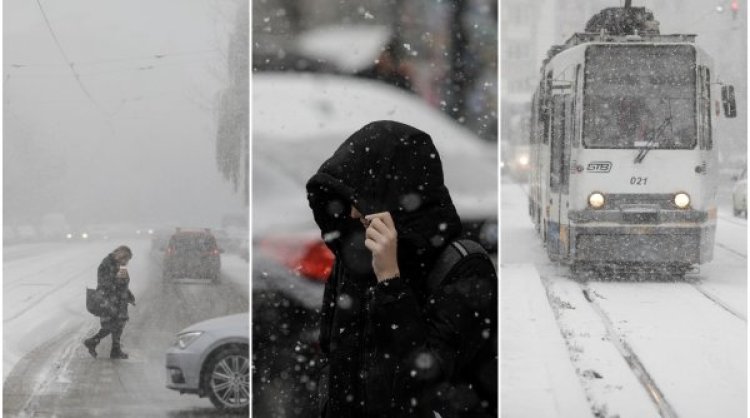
[8, 48, 221, 69]
[34, 0, 112, 123]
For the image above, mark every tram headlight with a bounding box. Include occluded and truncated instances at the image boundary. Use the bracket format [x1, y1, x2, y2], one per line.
[518, 154, 529, 167]
[674, 193, 691, 209]
[588, 192, 605, 209]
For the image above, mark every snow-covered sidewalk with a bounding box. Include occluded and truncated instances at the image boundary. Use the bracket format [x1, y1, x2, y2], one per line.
[501, 263, 591, 417]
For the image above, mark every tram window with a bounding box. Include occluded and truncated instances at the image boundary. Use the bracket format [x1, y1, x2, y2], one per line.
[550, 96, 565, 191]
[573, 64, 582, 149]
[562, 97, 574, 190]
[543, 72, 553, 145]
[583, 45, 697, 149]
[700, 67, 712, 150]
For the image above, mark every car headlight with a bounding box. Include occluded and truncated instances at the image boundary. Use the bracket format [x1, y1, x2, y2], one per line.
[674, 193, 690, 209]
[174, 331, 203, 349]
[588, 192, 605, 209]
[518, 155, 530, 166]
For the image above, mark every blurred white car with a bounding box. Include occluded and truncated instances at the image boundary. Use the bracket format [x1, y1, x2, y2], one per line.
[165, 313, 249, 413]
[733, 167, 747, 217]
[253, 71, 498, 304]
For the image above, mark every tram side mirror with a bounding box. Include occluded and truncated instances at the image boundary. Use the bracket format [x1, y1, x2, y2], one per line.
[721, 85, 737, 118]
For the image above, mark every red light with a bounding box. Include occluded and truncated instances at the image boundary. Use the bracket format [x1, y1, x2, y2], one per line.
[731, 0, 739, 12]
[260, 235, 335, 282]
[293, 241, 335, 281]
[165, 246, 175, 256]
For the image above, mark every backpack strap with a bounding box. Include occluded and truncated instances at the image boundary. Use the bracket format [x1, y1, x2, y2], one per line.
[426, 239, 491, 293]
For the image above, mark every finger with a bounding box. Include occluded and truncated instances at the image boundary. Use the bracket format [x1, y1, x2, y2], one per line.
[365, 212, 396, 230]
[374, 212, 396, 230]
[367, 218, 391, 237]
[366, 224, 386, 242]
[369, 218, 397, 240]
[364, 238, 380, 253]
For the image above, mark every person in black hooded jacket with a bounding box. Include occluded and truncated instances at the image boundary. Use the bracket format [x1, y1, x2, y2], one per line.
[306, 120, 497, 418]
[83, 245, 136, 359]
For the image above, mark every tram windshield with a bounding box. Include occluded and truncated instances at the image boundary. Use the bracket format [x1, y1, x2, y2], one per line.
[583, 45, 696, 149]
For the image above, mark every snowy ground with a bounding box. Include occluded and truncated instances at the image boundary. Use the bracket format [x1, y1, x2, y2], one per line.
[3, 240, 249, 416]
[501, 181, 747, 418]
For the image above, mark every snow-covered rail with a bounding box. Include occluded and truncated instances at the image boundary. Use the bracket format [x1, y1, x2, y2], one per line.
[690, 284, 746, 322]
[579, 283, 679, 418]
[714, 242, 746, 260]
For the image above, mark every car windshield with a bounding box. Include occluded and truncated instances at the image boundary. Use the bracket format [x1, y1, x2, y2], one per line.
[583, 45, 696, 149]
[172, 234, 216, 252]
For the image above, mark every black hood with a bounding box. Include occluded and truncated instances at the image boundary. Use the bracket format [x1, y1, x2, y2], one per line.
[306, 120, 462, 259]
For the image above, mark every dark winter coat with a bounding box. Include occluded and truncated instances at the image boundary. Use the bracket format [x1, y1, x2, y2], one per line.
[97, 254, 135, 323]
[306, 121, 497, 418]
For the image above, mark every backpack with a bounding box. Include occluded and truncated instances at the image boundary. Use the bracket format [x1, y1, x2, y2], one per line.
[426, 239, 494, 292]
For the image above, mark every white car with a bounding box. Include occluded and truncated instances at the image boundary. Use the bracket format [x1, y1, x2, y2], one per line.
[733, 167, 747, 217]
[165, 313, 249, 412]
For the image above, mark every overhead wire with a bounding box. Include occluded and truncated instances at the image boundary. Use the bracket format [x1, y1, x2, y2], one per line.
[34, 0, 114, 128]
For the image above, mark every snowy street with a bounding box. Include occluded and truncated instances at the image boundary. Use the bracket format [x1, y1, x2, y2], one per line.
[3, 240, 249, 416]
[501, 180, 747, 418]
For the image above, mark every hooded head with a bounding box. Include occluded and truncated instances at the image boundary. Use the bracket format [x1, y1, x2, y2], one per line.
[306, 121, 462, 276]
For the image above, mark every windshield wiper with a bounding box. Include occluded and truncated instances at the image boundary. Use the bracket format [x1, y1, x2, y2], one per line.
[634, 101, 673, 164]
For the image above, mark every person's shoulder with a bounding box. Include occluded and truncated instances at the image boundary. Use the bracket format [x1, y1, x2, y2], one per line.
[99, 254, 115, 268]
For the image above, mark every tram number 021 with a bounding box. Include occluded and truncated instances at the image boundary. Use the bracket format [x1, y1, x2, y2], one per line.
[630, 176, 648, 185]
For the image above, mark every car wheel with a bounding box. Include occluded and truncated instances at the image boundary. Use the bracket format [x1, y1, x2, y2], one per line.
[204, 346, 249, 412]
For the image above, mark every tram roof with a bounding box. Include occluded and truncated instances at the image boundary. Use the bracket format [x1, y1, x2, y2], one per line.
[542, 32, 697, 67]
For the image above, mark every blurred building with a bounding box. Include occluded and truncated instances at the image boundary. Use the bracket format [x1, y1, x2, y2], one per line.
[500, 0, 553, 161]
[252, 0, 497, 142]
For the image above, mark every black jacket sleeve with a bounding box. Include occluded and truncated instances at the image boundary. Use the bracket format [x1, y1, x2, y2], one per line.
[369, 257, 497, 416]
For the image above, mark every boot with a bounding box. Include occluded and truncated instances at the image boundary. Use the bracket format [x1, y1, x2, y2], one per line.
[110, 347, 129, 360]
[83, 338, 98, 358]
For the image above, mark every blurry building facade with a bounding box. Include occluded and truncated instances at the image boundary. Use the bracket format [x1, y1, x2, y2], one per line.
[253, 0, 497, 142]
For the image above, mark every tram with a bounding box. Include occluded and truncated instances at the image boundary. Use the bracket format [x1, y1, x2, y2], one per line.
[527, 4, 737, 273]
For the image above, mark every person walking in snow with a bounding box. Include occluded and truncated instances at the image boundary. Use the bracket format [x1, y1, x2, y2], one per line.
[306, 120, 497, 417]
[84, 245, 136, 359]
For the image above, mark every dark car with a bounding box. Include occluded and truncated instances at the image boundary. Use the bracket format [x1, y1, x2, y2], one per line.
[163, 228, 222, 282]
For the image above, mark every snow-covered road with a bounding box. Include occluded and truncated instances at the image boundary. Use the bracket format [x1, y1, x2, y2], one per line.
[501, 181, 747, 418]
[3, 240, 249, 416]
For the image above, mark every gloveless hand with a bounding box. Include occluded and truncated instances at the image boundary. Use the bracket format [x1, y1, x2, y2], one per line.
[364, 212, 400, 282]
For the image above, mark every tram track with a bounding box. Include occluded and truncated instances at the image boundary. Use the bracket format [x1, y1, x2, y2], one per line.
[544, 266, 744, 418]
[689, 283, 746, 322]
[714, 241, 746, 260]
[717, 213, 746, 228]
[578, 281, 679, 418]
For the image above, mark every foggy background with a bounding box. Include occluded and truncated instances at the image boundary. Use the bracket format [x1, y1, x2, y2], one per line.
[501, 0, 747, 171]
[4, 0, 247, 234]
[253, 0, 498, 143]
